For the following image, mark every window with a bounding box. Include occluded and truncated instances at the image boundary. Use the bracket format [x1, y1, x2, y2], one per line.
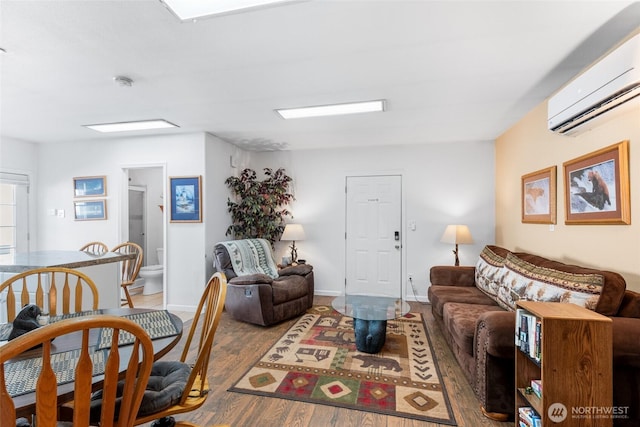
[0, 172, 29, 263]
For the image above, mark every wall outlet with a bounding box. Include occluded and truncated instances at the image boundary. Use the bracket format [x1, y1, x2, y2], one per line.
[408, 274, 413, 282]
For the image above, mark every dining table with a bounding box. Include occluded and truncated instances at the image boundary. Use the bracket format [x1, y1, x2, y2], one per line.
[0, 250, 138, 309]
[1, 307, 183, 419]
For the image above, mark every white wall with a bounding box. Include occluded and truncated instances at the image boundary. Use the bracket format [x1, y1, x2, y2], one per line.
[2, 134, 495, 306]
[253, 141, 495, 300]
[31, 133, 212, 311]
[203, 134, 248, 280]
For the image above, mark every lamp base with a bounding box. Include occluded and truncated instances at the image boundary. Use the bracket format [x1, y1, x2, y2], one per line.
[453, 244, 460, 266]
[289, 241, 298, 264]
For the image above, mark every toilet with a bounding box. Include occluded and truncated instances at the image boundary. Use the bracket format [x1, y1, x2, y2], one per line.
[139, 248, 164, 295]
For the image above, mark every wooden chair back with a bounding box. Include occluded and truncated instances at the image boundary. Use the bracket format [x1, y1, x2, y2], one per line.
[111, 242, 143, 307]
[0, 315, 154, 427]
[0, 267, 99, 322]
[134, 272, 227, 424]
[79, 241, 109, 255]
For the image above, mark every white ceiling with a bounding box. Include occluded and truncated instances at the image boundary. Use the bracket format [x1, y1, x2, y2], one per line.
[1, 0, 639, 151]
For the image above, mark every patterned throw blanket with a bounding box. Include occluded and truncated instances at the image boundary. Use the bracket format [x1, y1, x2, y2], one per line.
[219, 238, 279, 279]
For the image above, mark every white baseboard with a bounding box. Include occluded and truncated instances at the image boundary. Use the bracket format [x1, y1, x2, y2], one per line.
[166, 303, 198, 312]
[314, 290, 341, 297]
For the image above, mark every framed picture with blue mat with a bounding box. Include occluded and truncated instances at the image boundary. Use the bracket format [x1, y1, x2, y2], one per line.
[169, 175, 202, 223]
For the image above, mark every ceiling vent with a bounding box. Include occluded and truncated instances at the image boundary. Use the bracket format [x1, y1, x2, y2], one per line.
[548, 33, 640, 136]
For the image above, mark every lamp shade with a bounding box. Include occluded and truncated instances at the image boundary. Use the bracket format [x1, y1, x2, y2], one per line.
[440, 225, 473, 245]
[281, 224, 306, 241]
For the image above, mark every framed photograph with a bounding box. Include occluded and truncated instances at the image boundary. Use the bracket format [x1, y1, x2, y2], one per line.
[73, 176, 106, 197]
[170, 176, 202, 223]
[74, 200, 107, 221]
[522, 166, 556, 224]
[563, 140, 630, 225]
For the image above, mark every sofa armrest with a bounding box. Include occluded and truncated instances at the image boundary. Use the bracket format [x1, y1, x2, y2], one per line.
[430, 266, 476, 287]
[228, 274, 273, 285]
[278, 264, 313, 277]
[617, 290, 640, 318]
[475, 310, 515, 359]
[613, 317, 640, 358]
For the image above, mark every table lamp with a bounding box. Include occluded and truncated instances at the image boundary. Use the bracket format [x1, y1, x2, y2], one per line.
[440, 224, 473, 266]
[281, 223, 305, 263]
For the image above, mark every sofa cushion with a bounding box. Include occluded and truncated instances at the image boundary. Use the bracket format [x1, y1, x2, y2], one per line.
[512, 251, 626, 316]
[443, 302, 505, 356]
[272, 275, 308, 305]
[499, 252, 604, 311]
[475, 245, 511, 299]
[429, 285, 497, 319]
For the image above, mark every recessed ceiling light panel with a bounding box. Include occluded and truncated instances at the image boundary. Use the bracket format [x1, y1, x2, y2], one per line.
[83, 119, 178, 133]
[276, 100, 386, 119]
[160, 0, 300, 21]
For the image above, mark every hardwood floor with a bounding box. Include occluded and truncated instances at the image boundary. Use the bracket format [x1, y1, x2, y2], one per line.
[131, 294, 511, 427]
[130, 288, 195, 323]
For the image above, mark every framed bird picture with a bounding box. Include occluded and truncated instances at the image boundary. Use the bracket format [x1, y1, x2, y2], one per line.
[522, 166, 556, 224]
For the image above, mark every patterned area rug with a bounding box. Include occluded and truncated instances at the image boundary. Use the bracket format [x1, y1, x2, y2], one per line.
[229, 305, 457, 425]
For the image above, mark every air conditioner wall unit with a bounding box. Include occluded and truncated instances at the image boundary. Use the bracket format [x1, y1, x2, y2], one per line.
[548, 33, 640, 136]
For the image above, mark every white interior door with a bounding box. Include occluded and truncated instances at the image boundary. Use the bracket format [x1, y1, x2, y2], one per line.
[345, 175, 402, 297]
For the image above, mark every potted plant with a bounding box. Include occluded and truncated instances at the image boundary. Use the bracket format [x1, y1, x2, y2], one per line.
[225, 168, 294, 244]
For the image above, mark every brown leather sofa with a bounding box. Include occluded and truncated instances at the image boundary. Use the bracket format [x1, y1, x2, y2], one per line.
[428, 245, 640, 425]
[213, 242, 314, 326]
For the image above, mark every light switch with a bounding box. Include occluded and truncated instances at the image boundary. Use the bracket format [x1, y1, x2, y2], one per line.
[56, 209, 65, 218]
[47, 209, 56, 216]
[409, 220, 416, 231]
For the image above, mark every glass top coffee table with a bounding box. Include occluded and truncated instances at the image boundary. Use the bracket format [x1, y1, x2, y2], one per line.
[332, 294, 410, 353]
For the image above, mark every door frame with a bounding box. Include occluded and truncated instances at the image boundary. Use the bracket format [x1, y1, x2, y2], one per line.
[343, 170, 407, 300]
[120, 163, 167, 307]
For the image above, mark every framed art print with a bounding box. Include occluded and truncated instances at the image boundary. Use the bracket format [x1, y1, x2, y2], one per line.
[563, 140, 630, 225]
[522, 166, 556, 224]
[74, 200, 107, 221]
[170, 175, 202, 223]
[73, 176, 106, 197]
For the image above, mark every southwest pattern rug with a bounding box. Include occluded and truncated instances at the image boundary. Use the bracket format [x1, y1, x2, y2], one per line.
[229, 306, 457, 425]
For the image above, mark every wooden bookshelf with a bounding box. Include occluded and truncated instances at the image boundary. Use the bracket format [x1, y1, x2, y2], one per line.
[515, 301, 612, 426]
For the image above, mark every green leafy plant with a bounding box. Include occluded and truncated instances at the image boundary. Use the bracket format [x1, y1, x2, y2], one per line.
[225, 168, 294, 244]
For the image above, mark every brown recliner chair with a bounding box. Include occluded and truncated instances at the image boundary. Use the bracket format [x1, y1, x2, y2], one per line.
[213, 239, 314, 326]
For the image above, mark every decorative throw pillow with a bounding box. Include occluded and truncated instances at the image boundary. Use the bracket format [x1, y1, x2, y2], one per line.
[499, 253, 604, 311]
[475, 245, 508, 299]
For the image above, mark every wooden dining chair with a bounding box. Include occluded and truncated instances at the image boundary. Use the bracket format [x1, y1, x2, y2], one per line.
[89, 272, 227, 427]
[79, 241, 109, 255]
[0, 267, 99, 322]
[0, 315, 154, 427]
[111, 242, 144, 308]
